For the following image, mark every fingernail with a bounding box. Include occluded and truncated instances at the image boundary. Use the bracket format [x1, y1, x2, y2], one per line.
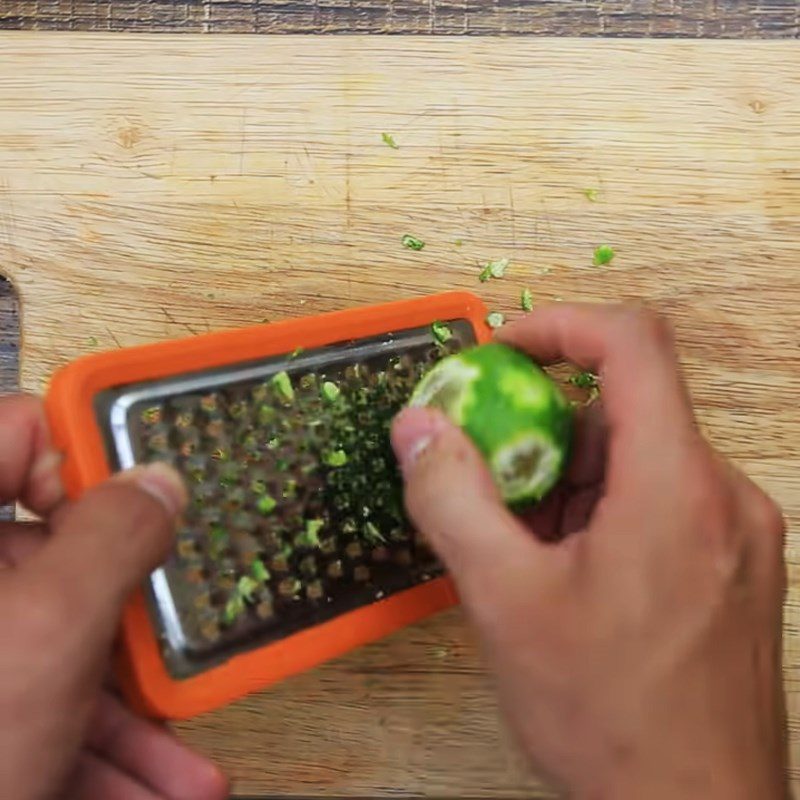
[391, 407, 451, 475]
[116, 463, 188, 516]
[29, 449, 65, 507]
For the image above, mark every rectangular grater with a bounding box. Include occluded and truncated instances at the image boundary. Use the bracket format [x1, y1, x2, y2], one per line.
[46, 292, 490, 718]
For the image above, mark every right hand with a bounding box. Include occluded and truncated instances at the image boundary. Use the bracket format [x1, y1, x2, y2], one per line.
[391, 304, 788, 799]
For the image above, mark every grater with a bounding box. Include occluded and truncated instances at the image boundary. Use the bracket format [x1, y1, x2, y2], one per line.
[46, 291, 490, 718]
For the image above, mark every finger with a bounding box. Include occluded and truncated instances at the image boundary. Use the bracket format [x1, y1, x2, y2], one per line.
[26, 463, 187, 647]
[566, 401, 608, 489]
[61, 751, 161, 800]
[392, 407, 571, 602]
[561, 484, 604, 537]
[0, 520, 46, 567]
[715, 453, 785, 572]
[496, 303, 696, 448]
[518, 486, 566, 543]
[0, 394, 64, 514]
[87, 692, 228, 800]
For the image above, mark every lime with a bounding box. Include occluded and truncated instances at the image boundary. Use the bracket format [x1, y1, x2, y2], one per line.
[409, 343, 573, 505]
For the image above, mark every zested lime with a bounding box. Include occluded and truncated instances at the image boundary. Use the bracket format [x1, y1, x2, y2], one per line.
[409, 343, 573, 505]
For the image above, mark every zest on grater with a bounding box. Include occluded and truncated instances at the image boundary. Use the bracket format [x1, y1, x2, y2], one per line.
[45, 291, 490, 719]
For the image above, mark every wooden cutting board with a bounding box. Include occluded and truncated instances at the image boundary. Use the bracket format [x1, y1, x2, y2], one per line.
[2, 35, 800, 797]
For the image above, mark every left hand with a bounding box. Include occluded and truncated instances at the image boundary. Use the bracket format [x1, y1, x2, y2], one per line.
[0, 394, 228, 800]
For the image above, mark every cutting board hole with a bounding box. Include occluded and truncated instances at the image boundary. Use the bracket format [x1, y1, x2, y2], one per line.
[0, 276, 19, 520]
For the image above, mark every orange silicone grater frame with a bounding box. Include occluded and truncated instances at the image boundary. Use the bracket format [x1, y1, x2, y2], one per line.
[45, 291, 491, 719]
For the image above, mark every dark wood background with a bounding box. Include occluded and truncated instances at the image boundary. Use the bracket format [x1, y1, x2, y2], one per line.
[1, 0, 799, 36]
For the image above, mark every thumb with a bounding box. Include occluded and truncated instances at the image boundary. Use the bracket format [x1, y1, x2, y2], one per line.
[31, 463, 187, 640]
[391, 408, 552, 603]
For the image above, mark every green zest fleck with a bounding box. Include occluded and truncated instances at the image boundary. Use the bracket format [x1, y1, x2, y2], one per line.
[280, 543, 295, 559]
[323, 449, 348, 467]
[237, 575, 259, 602]
[140, 407, 161, 425]
[486, 312, 505, 329]
[272, 370, 295, 402]
[87, 336, 99, 347]
[454, 239, 463, 247]
[258, 404, 277, 424]
[321, 381, 341, 402]
[209, 525, 227, 545]
[569, 370, 600, 390]
[251, 558, 271, 582]
[223, 593, 245, 625]
[567, 371, 600, 405]
[569, 370, 601, 405]
[583, 188, 600, 202]
[290, 347, 305, 359]
[250, 478, 267, 495]
[521, 288, 533, 312]
[479, 257, 509, 282]
[363, 521, 386, 545]
[381, 132, 399, 150]
[297, 518, 325, 548]
[431, 321, 453, 345]
[593, 244, 615, 266]
[256, 494, 277, 515]
[401, 234, 425, 251]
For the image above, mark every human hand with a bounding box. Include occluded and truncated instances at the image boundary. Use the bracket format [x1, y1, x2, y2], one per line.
[392, 305, 787, 800]
[0, 395, 228, 800]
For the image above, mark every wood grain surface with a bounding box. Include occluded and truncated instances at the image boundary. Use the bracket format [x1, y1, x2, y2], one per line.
[2, 0, 800, 37]
[1, 35, 799, 798]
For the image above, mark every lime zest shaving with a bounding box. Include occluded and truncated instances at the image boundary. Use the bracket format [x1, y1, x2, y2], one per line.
[401, 234, 425, 251]
[431, 321, 453, 344]
[297, 518, 324, 548]
[272, 370, 294, 401]
[223, 594, 245, 624]
[479, 257, 509, 282]
[237, 575, 259, 602]
[256, 494, 277, 515]
[486, 311, 505, 329]
[251, 558, 271, 582]
[381, 132, 399, 149]
[363, 521, 386, 544]
[569, 370, 601, 404]
[258, 404, 277, 424]
[521, 288, 533, 312]
[593, 244, 615, 266]
[321, 381, 341, 402]
[583, 188, 600, 202]
[323, 449, 348, 467]
[568, 370, 600, 390]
